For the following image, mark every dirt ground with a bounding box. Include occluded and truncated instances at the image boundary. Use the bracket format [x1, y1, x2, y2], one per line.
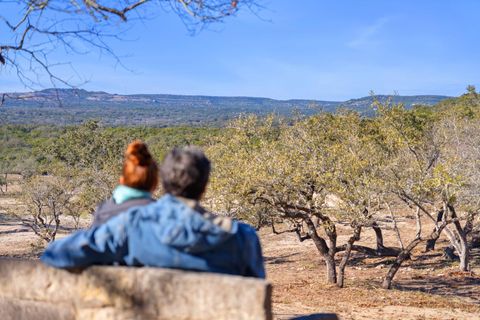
[1, 180, 479, 320]
[261, 225, 480, 320]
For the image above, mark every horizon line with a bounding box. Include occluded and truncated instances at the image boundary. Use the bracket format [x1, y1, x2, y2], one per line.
[3, 87, 455, 103]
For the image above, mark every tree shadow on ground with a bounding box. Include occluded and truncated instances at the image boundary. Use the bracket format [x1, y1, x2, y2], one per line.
[0, 213, 20, 225]
[345, 241, 459, 271]
[470, 247, 480, 266]
[0, 213, 81, 232]
[394, 248, 480, 303]
[346, 253, 395, 269]
[265, 253, 300, 265]
[0, 228, 30, 235]
[395, 274, 480, 304]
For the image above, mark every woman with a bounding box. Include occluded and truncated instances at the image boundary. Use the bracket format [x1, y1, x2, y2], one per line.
[91, 140, 158, 226]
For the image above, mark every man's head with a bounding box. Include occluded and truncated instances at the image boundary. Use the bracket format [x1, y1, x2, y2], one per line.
[160, 146, 211, 200]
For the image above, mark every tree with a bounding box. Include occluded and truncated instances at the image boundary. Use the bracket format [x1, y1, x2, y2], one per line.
[372, 99, 480, 288]
[208, 113, 398, 286]
[372, 101, 450, 288]
[466, 84, 477, 95]
[14, 175, 76, 243]
[5, 123, 126, 240]
[432, 116, 480, 270]
[0, 159, 11, 194]
[0, 0, 258, 90]
[47, 120, 128, 215]
[208, 114, 343, 283]
[0, 173, 7, 194]
[206, 115, 281, 227]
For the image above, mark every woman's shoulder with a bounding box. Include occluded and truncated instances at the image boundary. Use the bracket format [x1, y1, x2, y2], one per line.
[92, 197, 155, 226]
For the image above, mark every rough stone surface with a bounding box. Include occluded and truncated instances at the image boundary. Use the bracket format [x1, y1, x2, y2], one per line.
[0, 259, 272, 320]
[0, 298, 75, 320]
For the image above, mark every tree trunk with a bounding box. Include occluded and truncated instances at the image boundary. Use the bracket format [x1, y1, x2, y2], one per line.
[386, 202, 404, 250]
[458, 240, 469, 271]
[324, 254, 337, 284]
[271, 219, 278, 234]
[305, 217, 337, 284]
[448, 204, 470, 271]
[370, 222, 403, 256]
[382, 223, 446, 289]
[464, 214, 479, 248]
[425, 209, 444, 252]
[337, 226, 361, 288]
[443, 246, 458, 261]
[372, 222, 384, 249]
[382, 237, 422, 289]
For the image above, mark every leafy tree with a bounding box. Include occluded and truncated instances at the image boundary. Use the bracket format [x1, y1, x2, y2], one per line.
[46, 121, 129, 215]
[432, 116, 480, 270]
[466, 84, 477, 95]
[372, 98, 480, 287]
[434, 86, 480, 117]
[208, 113, 399, 286]
[0, 173, 7, 194]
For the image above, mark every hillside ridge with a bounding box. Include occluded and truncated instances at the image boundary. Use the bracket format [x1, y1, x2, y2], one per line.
[0, 89, 451, 126]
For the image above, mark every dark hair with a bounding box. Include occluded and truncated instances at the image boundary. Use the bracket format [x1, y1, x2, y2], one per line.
[122, 140, 159, 192]
[160, 146, 211, 200]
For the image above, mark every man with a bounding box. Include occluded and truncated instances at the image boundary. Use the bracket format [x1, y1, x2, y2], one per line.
[41, 146, 265, 278]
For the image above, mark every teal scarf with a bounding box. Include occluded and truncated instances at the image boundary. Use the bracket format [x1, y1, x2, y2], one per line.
[112, 185, 152, 205]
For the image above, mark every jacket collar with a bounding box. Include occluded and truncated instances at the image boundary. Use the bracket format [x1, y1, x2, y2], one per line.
[176, 196, 206, 214]
[112, 185, 152, 204]
[174, 195, 234, 232]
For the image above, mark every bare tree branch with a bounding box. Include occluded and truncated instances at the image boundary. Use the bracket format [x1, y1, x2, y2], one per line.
[0, 0, 259, 89]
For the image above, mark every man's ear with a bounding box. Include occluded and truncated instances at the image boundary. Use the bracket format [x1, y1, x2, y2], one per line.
[119, 176, 125, 184]
[150, 182, 159, 193]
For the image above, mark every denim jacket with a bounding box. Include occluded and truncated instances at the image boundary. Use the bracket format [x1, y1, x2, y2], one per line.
[41, 194, 265, 278]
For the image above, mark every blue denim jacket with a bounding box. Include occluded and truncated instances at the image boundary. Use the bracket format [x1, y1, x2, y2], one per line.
[41, 194, 265, 278]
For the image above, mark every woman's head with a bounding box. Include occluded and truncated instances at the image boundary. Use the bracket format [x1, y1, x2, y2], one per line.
[120, 140, 159, 192]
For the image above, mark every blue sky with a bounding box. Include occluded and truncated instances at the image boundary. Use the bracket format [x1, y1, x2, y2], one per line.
[1, 0, 479, 100]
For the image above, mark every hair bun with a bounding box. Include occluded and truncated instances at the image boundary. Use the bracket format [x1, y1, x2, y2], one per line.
[125, 140, 152, 166]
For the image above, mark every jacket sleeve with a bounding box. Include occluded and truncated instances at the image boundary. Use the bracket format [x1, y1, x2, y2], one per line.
[240, 224, 266, 279]
[40, 213, 130, 268]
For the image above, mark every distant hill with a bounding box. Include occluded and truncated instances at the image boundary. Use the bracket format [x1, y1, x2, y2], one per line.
[0, 89, 451, 126]
[340, 95, 452, 116]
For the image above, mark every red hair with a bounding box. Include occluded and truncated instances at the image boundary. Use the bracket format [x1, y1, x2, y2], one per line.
[121, 140, 159, 192]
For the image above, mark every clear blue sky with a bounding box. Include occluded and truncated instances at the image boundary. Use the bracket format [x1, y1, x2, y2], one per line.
[1, 0, 479, 100]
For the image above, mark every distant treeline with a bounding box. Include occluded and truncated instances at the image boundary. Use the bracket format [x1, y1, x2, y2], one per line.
[0, 88, 450, 126]
[0, 124, 220, 177]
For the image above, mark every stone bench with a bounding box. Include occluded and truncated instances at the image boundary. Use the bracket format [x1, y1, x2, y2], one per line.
[0, 259, 338, 320]
[0, 259, 272, 320]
